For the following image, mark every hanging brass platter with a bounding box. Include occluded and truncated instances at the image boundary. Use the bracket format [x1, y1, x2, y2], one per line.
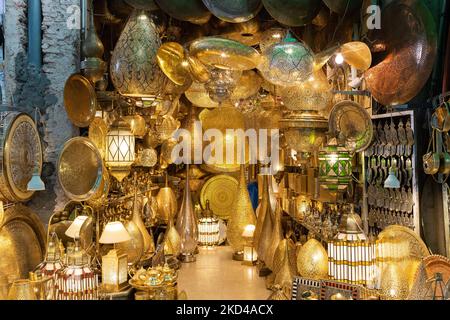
[190, 37, 261, 71]
[202, 0, 262, 23]
[221, 19, 262, 47]
[154, 0, 211, 25]
[328, 100, 373, 153]
[0, 204, 46, 279]
[125, 0, 158, 10]
[64, 73, 97, 128]
[58, 137, 107, 203]
[262, 0, 321, 27]
[0, 112, 43, 203]
[88, 117, 108, 159]
[200, 175, 239, 220]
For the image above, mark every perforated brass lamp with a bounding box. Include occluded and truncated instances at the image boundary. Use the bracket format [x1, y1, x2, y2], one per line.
[100, 222, 131, 292]
[106, 119, 136, 182]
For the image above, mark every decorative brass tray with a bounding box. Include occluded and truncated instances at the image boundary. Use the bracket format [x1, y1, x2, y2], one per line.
[0, 204, 46, 279]
[200, 175, 239, 220]
[64, 73, 97, 128]
[329, 100, 373, 153]
[58, 137, 107, 202]
[0, 112, 43, 202]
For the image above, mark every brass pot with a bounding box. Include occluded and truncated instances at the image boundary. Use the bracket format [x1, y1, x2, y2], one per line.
[123, 114, 147, 138]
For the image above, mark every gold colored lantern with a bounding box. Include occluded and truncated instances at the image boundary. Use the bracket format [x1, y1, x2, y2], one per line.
[110, 9, 166, 98]
[105, 120, 136, 182]
[328, 206, 376, 286]
[99, 222, 131, 292]
[242, 225, 258, 266]
[297, 239, 328, 280]
[318, 141, 352, 193]
[197, 200, 220, 248]
[35, 233, 64, 277]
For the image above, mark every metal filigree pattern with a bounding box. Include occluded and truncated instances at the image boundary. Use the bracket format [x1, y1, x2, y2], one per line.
[0, 112, 42, 202]
[110, 10, 166, 98]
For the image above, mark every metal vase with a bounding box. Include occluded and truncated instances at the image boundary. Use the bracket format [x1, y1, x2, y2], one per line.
[176, 165, 199, 263]
[265, 198, 283, 271]
[256, 175, 275, 264]
[164, 217, 182, 257]
[132, 193, 156, 260]
[228, 165, 257, 254]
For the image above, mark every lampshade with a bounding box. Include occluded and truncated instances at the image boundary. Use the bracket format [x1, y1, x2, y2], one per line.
[106, 119, 136, 182]
[242, 225, 256, 238]
[65, 216, 89, 239]
[384, 167, 401, 189]
[27, 169, 45, 191]
[99, 222, 131, 244]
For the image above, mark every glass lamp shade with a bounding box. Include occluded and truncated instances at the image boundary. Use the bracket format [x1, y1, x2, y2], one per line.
[259, 28, 287, 54]
[380, 262, 411, 300]
[65, 216, 89, 239]
[99, 222, 131, 244]
[106, 120, 136, 182]
[101, 249, 129, 292]
[228, 165, 257, 254]
[110, 9, 166, 98]
[258, 35, 314, 87]
[176, 166, 199, 262]
[384, 167, 401, 189]
[318, 144, 352, 193]
[280, 70, 333, 115]
[27, 168, 45, 191]
[198, 216, 220, 248]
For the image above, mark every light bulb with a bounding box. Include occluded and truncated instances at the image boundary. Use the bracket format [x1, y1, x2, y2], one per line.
[335, 53, 344, 65]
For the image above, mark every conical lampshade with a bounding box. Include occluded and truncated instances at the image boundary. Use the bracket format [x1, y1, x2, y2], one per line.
[228, 165, 257, 254]
[176, 165, 199, 262]
[110, 9, 166, 98]
[384, 167, 401, 189]
[99, 222, 131, 244]
[27, 169, 45, 191]
[65, 216, 89, 239]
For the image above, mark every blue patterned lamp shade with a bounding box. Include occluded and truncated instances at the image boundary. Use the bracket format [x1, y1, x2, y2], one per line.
[319, 145, 352, 193]
[106, 120, 135, 182]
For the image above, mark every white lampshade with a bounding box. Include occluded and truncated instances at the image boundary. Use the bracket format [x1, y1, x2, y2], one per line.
[65, 216, 89, 239]
[99, 221, 131, 244]
[242, 225, 256, 238]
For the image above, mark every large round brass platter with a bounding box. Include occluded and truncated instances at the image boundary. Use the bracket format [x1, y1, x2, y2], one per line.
[154, 0, 211, 25]
[64, 73, 97, 128]
[365, 0, 437, 106]
[0, 204, 45, 279]
[88, 117, 108, 159]
[423, 255, 450, 284]
[58, 137, 105, 202]
[200, 175, 239, 220]
[190, 37, 261, 71]
[329, 100, 373, 153]
[202, 0, 262, 23]
[0, 112, 43, 203]
[262, 0, 321, 27]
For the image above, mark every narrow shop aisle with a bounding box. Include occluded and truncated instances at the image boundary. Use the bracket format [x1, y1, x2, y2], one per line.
[177, 246, 270, 300]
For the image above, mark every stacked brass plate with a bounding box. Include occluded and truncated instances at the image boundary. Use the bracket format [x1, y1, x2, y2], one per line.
[262, 0, 321, 27]
[58, 137, 109, 204]
[190, 37, 261, 71]
[64, 73, 97, 128]
[0, 112, 43, 203]
[0, 204, 46, 279]
[202, 0, 262, 23]
[221, 19, 262, 47]
[200, 175, 239, 220]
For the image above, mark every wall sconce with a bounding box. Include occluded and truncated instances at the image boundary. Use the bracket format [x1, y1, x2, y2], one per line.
[99, 222, 131, 292]
[105, 119, 135, 182]
[242, 225, 258, 266]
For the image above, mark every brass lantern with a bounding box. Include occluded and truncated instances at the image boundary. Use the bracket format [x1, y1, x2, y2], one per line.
[318, 141, 352, 193]
[105, 120, 136, 182]
[242, 225, 258, 266]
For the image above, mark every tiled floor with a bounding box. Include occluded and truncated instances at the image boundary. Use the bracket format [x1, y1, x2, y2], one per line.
[177, 246, 270, 300]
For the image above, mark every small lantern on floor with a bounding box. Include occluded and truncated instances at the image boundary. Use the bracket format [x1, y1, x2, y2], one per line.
[99, 221, 131, 292]
[319, 139, 352, 193]
[105, 119, 135, 182]
[242, 225, 258, 266]
[198, 200, 220, 249]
